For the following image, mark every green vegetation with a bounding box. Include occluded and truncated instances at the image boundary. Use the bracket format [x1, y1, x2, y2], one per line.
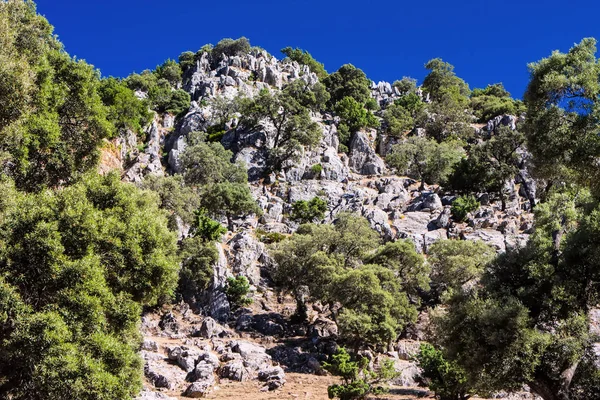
[450, 195, 479, 222]
[0, 173, 178, 399]
[470, 83, 525, 122]
[386, 136, 463, 190]
[324, 347, 396, 400]
[281, 46, 328, 79]
[415, 344, 471, 400]
[291, 197, 328, 223]
[226, 276, 253, 310]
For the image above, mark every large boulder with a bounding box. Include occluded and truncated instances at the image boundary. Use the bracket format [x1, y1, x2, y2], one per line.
[348, 131, 386, 175]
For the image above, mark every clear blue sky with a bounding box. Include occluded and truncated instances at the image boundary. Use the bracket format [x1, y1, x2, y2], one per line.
[35, 0, 600, 98]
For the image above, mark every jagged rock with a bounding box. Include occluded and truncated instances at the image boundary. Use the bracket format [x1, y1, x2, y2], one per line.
[233, 146, 268, 182]
[144, 363, 171, 389]
[392, 212, 432, 253]
[348, 131, 386, 175]
[198, 317, 224, 339]
[136, 390, 177, 400]
[391, 359, 420, 387]
[183, 380, 213, 398]
[462, 229, 506, 252]
[363, 207, 393, 240]
[407, 192, 442, 212]
[308, 317, 338, 341]
[197, 351, 220, 369]
[258, 366, 286, 391]
[188, 361, 215, 383]
[220, 360, 248, 381]
[435, 207, 451, 228]
[142, 339, 159, 352]
[227, 232, 264, 285]
[229, 340, 273, 374]
[159, 312, 179, 333]
[396, 340, 421, 361]
[486, 114, 517, 134]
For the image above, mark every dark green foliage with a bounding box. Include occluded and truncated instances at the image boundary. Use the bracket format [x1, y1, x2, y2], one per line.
[178, 51, 195, 71]
[154, 59, 181, 86]
[238, 83, 323, 170]
[281, 46, 328, 79]
[334, 96, 379, 133]
[415, 344, 471, 400]
[0, 172, 179, 399]
[324, 64, 372, 106]
[471, 83, 525, 122]
[383, 94, 427, 138]
[392, 77, 418, 95]
[523, 38, 600, 194]
[191, 207, 226, 242]
[140, 175, 200, 228]
[310, 163, 323, 176]
[422, 58, 470, 101]
[163, 89, 190, 115]
[271, 214, 427, 348]
[449, 127, 524, 206]
[98, 77, 152, 135]
[450, 195, 479, 222]
[437, 190, 600, 400]
[324, 348, 393, 400]
[200, 181, 261, 230]
[213, 37, 251, 58]
[291, 197, 328, 223]
[255, 229, 287, 244]
[178, 236, 218, 302]
[180, 131, 247, 186]
[386, 136, 463, 190]
[226, 276, 252, 310]
[426, 239, 495, 305]
[125, 69, 157, 92]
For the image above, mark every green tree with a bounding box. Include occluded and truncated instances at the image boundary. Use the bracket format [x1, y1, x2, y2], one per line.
[449, 127, 525, 209]
[180, 131, 248, 186]
[324, 348, 395, 400]
[323, 64, 372, 106]
[98, 77, 152, 135]
[238, 85, 322, 170]
[523, 38, 600, 194]
[436, 191, 600, 400]
[281, 46, 328, 79]
[471, 83, 525, 122]
[392, 77, 418, 95]
[291, 197, 328, 224]
[335, 96, 379, 133]
[450, 195, 479, 222]
[386, 136, 463, 190]
[415, 343, 472, 400]
[225, 276, 253, 310]
[0, 172, 179, 399]
[426, 239, 495, 304]
[200, 181, 261, 230]
[422, 58, 470, 102]
[178, 236, 219, 303]
[211, 37, 251, 62]
[155, 59, 181, 86]
[140, 174, 200, 228]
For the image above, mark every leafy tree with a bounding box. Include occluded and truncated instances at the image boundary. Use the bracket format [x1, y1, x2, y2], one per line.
[238, 84, 322, 170]
[386, 136, 463, 190]
[180, 131, 248, 186]
[323, 64, 372, 106]
[523, 38, 600, 194]
[140, 174, 200, 228]
[200, 181, 261, 230]
[98, 77, 152, 135]
[415, 343, 472, 400]
[364, 240, 429, 300]
[178, 236, 219, 303]
[471, 83, 525, 122]
[324, 348, 395, 400]
[425, 85, 474, 142]
[436, 190, 600, 400]
[291, 197, 328, 224]
[449, 126, 525, 208]
[383, 102, 415, 138]
[125, 69, 157, 92]
[392, 77, 418, 95]
[0, 172, 179, 399]
[422, 58, 470, 102]
[335, 96, 379, 133]
[178, 50, 195, 72]
[211, 37, 251, 66]
[281, 46, 328, 79]
[426, 239, 495, 304]
[191, 207, 227, 242]
[225, 276, 253, 310]
[450, 195, 479, 222]
[155, 59, 181, 86]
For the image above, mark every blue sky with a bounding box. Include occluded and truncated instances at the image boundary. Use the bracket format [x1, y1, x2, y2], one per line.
[36, 0, 600, 98]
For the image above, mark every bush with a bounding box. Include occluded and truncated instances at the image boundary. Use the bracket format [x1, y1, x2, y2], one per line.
[450, 195, 479, 222]
[191, 208, 226, 242]
[291, 197, 328, 224]
[415, 344, 471, 400]
[226, 276, 253, 310]
[324, 348, 394, 400]
[311, 163, 323, 177]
